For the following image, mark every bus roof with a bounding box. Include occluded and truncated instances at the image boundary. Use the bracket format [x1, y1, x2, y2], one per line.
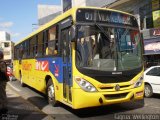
[15, 6, 134, 46]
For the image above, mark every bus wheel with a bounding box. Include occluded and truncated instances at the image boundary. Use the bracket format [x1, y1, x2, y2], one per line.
[47, 79, 58, 106]
[145, 84, 153, 98]
[20, 74, 26, 87]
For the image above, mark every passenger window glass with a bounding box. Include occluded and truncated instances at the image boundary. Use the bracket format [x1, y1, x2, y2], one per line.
[37, 32, 43, 56]
[29, 37, 37, 57]
[46, 26, 58, 56]
[19, 44, 24, 59]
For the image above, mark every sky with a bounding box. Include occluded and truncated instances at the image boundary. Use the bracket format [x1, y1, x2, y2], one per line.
[0, 0, 61, 43]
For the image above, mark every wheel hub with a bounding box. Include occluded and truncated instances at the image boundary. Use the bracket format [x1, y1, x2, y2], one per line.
[48, 85, 54, 101]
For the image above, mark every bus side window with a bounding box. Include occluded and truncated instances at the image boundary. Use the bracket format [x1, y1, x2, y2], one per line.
[46, 26, 58, 56]
[26, 40, 30, 57]
[44, 30, 48, 56]
[29, 37, 37, 57]
[19, 44, 24, 59]
[22, 42, 26, 58]
[37, 32, 43, 57]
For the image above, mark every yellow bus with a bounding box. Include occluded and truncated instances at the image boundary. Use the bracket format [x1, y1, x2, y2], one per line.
[13, 7, 144, 109]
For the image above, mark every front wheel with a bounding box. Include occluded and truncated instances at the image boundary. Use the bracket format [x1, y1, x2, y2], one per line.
[145, 84, 153, 97]
[46, 79, 58, 106]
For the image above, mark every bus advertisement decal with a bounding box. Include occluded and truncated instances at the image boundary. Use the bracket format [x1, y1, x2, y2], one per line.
[22, 61, 32, 71]
[35, 61, 49, 72]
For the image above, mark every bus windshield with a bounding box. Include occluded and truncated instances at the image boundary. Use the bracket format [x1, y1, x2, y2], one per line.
[76, 25, 143, 71]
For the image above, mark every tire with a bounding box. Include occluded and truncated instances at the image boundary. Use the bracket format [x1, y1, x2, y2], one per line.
[20, 73, 26, 87]
[46, 79, 58, 106]
[145, 84, 153, 97]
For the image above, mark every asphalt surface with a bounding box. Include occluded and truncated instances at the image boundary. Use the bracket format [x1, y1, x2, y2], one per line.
[7, 80, 160, 120]
[2, 83, 54, 120]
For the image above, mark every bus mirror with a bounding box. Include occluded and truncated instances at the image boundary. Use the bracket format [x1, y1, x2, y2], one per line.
[70, 26, 76, 42]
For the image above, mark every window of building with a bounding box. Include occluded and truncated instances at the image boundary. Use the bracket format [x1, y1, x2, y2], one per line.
[4, 42, 10, 47]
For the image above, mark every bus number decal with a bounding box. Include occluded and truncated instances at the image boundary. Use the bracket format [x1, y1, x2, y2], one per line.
[85, 12, 93, 20]
[36, 61, 49, 72]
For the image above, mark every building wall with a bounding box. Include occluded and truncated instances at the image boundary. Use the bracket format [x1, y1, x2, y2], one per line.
[108, 0, 145, 13]
[38, 11, 62, 25]
[0, 31, 10, 41]
[72, 0, 86, 7]
[86, 0, 117, 7]
[0, 41, 14, 61]
[38, 5, 62, 25]
[62, 0, 117, 12]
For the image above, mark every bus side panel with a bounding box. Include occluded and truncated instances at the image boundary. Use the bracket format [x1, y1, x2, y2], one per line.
[33, 57, 64, 99]
[13, 60, 21, 80]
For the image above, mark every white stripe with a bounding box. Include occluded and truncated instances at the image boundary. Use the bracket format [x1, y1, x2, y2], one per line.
[8, 82, 21, 92]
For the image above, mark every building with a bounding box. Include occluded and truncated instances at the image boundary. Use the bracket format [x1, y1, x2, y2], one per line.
[0, 41, 14, 64]
[0, 31, 14, 64]
[62, 0, 117, 12]
[0, 31, 10, 41]
[38, 4, 62, 25]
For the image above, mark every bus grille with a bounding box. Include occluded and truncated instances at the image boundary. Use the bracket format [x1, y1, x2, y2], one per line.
[99, 85, 130, 90]
[92, 75, 134, 83]
[104, 92, 128, 100]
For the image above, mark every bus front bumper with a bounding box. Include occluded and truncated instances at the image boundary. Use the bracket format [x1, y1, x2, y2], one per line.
[72, 84, 144, 109]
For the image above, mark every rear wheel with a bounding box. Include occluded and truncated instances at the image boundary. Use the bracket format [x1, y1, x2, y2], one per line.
[145, 84, 153, 97]
[46, 79, 58, 106]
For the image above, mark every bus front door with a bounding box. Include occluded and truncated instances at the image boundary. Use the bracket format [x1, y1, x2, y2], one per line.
[61, 28, 72, 104]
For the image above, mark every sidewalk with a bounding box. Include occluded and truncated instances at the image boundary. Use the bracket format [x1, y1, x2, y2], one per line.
[0, 84, 53, 120]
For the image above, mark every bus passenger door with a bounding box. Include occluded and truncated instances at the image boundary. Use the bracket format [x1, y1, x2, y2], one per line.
[61, 28, 72, 104]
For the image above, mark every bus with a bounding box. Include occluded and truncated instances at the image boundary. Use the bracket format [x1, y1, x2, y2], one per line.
[13, 7, 144, 109]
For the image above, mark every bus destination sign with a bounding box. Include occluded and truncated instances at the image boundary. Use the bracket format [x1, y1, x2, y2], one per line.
[76, 9, 138, 27]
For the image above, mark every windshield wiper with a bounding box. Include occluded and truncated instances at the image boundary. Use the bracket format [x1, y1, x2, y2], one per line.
[95, 23, 110, 41]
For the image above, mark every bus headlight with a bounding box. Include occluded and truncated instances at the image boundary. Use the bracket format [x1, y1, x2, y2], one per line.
[75, 77, 97, 92]
[134, 75, 143, 88]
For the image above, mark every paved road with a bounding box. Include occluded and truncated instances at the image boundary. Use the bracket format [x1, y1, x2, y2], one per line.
[4, 84, 53, 120]
[8, 80, 160, 120]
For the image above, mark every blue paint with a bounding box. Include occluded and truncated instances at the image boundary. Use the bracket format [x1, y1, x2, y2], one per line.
[36, 57, 64, 83]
